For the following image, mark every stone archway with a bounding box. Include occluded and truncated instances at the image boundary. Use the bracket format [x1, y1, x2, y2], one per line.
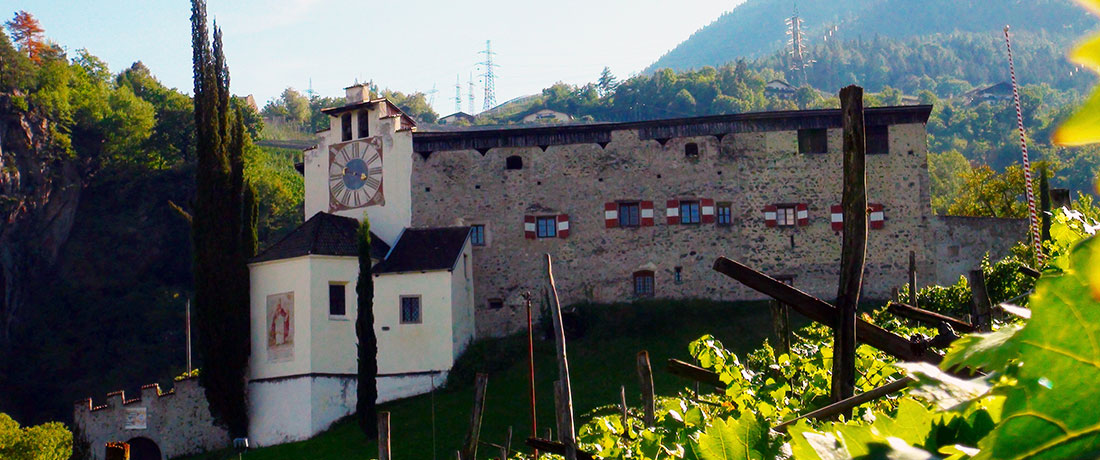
[127, 437, 162, 460]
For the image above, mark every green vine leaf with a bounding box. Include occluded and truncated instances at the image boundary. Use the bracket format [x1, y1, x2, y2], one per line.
[1054, 0, 1100, 146]
[694, 413, 765, 460]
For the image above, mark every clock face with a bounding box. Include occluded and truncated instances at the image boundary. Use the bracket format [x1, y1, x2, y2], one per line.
[328, 139, 384, 211]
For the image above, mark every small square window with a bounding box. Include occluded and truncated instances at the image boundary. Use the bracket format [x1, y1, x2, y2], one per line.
[471, 225, 486, 246]
[680, 201, 701, 225]
[776, 206, 797, 227]
[633, 270, 655, 297]
[685, 143, 699, 158]
[400, 296, 421, 324]
[537, 216, 557, 238]
[717, 202, 732, 226]
[329, 284, 346, 316]
[619, 202, 640, 227]
[798, 129, 827, 154]
[867, 125, 889, 154]
[674, 266, 683, 284]
[488, 298, 504, 309]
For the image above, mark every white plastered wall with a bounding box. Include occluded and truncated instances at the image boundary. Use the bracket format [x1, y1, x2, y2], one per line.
[308, 256, 359, 374]
[450, 241, 476, 361]
[248, 257, 313, 380]
[373, 270, 456, 374]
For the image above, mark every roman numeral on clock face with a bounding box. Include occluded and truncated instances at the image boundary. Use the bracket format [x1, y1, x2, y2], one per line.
[364, 176, 380, 191]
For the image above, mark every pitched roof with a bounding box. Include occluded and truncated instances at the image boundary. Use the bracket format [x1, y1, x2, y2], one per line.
[250, 212, 390, 263]
[373, 227, 470, 274]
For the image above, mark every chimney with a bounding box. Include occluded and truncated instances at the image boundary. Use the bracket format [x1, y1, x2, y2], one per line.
[345, 83, 371, 104]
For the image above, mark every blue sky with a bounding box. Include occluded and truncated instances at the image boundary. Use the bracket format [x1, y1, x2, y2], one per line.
[9, 0, 742, 115]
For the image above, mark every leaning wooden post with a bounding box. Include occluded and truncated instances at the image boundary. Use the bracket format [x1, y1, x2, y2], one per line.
[619, 385, 629, 432]
[908, 250, 918, 308]
[769, 300, 791, 355]
[545, 254, 577, 460]
[501, 426, 512, 460]
[378, 412, 391, 460]
[834, 85, 868, 405]
[636, 351, 656, 427]
[553, 380, 566, 442]
[460, 373, 490, 460]
[523, 292, 538, 460]
[969, 270, 993, 332]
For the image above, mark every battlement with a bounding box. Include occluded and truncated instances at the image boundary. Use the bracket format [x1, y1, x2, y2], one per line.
[74, 376, 195, 413]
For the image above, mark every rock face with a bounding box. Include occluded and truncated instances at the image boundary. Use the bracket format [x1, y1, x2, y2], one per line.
[0, 92, 87, 345]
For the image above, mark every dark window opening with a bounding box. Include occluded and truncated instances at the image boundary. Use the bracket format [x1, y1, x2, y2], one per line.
[357, 110, 369, 138]
[674, 266, 683, 284]
[488, 298, 504, 309]
[717, 202, 732, 226]
[400, 296, 421, 324]
[471, 225, 486, 246]
[341, 113, 352, 141]
[329, 284, 346, 316]
[685, 143, 699, 158]
[776, 205, 797, 227]
[619, 202, 640, 227]
[633, 270, 655, 297]
[505, 155, 523, 170]
[680, 201, 701, 224]
[798, 128, 827, 154]
[867, 125, 889, 154]
[537, 216, 557, 238]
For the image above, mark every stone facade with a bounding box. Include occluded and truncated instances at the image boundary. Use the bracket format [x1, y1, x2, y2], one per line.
[931, 216, 1029, 285]
[410, 110, 941, 337]
[73, 377, 229, 460]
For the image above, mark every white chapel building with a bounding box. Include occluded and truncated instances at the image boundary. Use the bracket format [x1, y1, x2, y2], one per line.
[245, 83, 475, 446]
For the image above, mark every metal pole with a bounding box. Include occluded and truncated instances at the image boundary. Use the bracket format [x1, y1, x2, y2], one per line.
[186, 298, 192, 373]
[524, 292, 538, 459]
[431, 373, 437, 460]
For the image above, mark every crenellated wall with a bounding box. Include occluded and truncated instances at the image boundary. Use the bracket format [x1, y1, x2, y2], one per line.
[73, 377, 229, 460]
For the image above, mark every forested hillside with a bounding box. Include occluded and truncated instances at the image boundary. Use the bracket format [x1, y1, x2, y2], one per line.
[648, 0, 1095, 73]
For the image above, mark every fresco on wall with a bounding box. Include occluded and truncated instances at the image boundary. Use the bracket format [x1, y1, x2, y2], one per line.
[266, 292, 294, 362]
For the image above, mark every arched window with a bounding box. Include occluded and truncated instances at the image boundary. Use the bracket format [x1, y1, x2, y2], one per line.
[685, 143, 699, 158]
[633, 270, 655, 297]
[505, 155, 523, 170]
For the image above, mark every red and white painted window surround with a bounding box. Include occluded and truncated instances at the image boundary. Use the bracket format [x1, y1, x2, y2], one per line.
[763, 204, 808, 227]
[524, 214, 570, 239]
[605, 201, 655, 228]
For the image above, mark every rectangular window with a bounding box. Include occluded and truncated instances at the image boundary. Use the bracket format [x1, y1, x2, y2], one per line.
[537, 216, 557, 238]
[619, 202, 640, 227]
[798, 128, 827, 154]
[329, 284, 346, 316]
[471, 224, 486, 246]
[341, 113, 352, 141]
[776, 205, 797, 227]
[488, 298, 504, 309]
[633, 271, 655, 297]
[867, 125, 889, 154]
[400, 296, 421, 324]
[357, 110, 369, 138]
[717, 202, 732, 225]
[680, 201, 701, 224]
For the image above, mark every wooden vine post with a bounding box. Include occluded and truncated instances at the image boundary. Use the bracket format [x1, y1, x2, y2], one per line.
[834, 85, 868, 405]
[969, 270, 993, 332]
[545, 254, 578, 460]
[636, 350, 656, 426]
[378, 412, 391, 460]
[770, 299, 791, 355]
[460, 373, 489, 460]
[908, 250, 918, 308]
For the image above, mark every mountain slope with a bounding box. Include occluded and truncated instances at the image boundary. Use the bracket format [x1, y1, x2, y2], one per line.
[647, 0, 1097, 73]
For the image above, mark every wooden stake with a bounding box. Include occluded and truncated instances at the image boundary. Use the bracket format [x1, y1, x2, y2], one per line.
[774, 377, 913, 431]
[619, 385, 629, 433]
[460, 373, 489, 460]
[553, 380, 565, 442]
[835, 85, 868, 405]
[636, 351, 656, 427]
[887, 302, 975, 333]
[378, 412, 391, 460]
[969, 270, 993, 332]
[502, 426, 512, 460]
[545, 254, 577, 460]
[769, 299, 791, 355]
[908, 251, 918, 308]
[523, 292, 538, 460]
[667, 359, 723, 387]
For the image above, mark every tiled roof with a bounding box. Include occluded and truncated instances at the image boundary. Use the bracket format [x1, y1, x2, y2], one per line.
[373, 227, 470, 274]
[250, 212, 390, 263]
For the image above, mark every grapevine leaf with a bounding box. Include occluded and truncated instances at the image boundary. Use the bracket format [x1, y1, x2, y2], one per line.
[899, 362, 992, 410]
[1054, 0, 1100, 145]
[978, 235, 1100, 459]
[694, 413, 765, 460]
[941, 324, 1023, 372]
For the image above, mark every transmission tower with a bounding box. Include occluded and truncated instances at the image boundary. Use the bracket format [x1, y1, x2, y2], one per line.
[785, 6, 812, 85]
[479, 40, 498, 111]
[468, 73, 476, 114]
[426, 83, 438, 108]
[454, 75, 462, 114]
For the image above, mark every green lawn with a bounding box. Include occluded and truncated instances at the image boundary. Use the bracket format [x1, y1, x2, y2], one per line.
[183, 299, 794, 460]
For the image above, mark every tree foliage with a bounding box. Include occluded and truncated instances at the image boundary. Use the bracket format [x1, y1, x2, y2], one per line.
[0, 413, 71, 460]
[4, 11, 46, 63]
[356, 216, 378, 439]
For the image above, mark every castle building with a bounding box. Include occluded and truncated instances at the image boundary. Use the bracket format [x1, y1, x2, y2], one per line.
[75, 83, 1022, 459]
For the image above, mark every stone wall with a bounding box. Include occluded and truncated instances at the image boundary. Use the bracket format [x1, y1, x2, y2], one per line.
[411, 122, 937, 337]
[931, 216, 1029, 286]
[74, 377, 229, 460]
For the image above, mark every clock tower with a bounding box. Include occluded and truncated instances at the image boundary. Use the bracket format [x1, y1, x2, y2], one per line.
[303, 83, 417, 246]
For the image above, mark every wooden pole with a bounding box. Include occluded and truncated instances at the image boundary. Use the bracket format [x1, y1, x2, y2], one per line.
[619, 385, 629, 433]
[773, 377, 913, 431]
[769, 299, 791, 355]
[908, 251, 918, 308]
[502, 426, 512, 460]
[666, 359, 723, 387]
[969, 270, 993, 332]
[523, 292, 538, 459]
[887, 302, 975, 333]
[460, 373, 489, 460]
[378, 412, 391, 460]
[553, 380, 565, 442]
[545, 254, 577, 460]
[636, 351, 656, 427]
[834, 85, 868, 405]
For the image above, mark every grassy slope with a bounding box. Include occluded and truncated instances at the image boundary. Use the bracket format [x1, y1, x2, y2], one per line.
[182, 299, 801, 460]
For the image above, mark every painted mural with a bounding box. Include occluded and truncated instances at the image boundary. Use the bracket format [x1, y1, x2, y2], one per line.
[266, 292, 294, 362]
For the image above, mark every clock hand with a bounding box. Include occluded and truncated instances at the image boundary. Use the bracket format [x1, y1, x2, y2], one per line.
[360, 173, 368, 181]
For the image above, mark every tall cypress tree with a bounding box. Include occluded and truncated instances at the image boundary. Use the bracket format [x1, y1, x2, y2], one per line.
[191, 0, 251, 438]
[356, 216, 378, 439]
